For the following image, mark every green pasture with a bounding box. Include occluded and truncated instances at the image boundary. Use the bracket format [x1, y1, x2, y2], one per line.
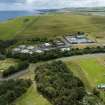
[13, 63, 51, 105]
[14, 84, 51, 105]
[1, 13, 105, 41]
[65, 57, 105, 90]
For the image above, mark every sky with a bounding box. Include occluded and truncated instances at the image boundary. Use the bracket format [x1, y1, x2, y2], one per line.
[0, 0, 105, 11]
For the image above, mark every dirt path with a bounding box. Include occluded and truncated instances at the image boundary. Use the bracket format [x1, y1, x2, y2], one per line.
[1, 53, 105, 81]
[59, 53, 105, 61]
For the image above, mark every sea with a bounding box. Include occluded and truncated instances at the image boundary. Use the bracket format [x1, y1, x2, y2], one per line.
[0, 10, 105, 22]
[0, 11, 39, 21]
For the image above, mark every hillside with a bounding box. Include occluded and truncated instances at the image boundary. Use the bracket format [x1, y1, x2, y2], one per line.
[65, 54, 105, 102]
[0, 13, 105, 41]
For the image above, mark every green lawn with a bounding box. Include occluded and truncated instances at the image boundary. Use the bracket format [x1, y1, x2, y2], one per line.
[66, 61, 92, 91]
[65, 57, 105, 89]
[14, 84, 51, 105]
[1, 13, 105, 41]
[78, 58, 105, 87]
[0, 59, 17, 72]
[12, 63, 51, 105]
[0, 16, 36, 40]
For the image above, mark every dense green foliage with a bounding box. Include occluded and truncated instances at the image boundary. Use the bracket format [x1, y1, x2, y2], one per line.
[2, 61, 29, 77]
[0, 40, 17, 58]
[7, 46, 105, 63]
[0, 40, 17, 48]
[35, 61, 86, 105]
[14, 85, 52, 105]
[0, 79, 32, 105]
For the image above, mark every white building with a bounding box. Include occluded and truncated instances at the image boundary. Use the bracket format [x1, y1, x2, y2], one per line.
[27, 46, 35, 50]
[28, 51, 33, 54]
[61, 47, 70, 51]
[69, 37, 77, 44]
[13, 48, 21, 52]
[55, 40, 65, 46]
[20, 49, 30, 54]
[44, 43, 51, 47]
[65, 35, 93, 44]
[35, 50, 43, 53]
[18, 45, 26, 49]
[97, 84, 105, 89]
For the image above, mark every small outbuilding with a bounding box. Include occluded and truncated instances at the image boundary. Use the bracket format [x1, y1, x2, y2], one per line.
[61, 47, 70, 51]
[97, 84, 105, 89]
[44, 43, 51, 47]
[20, 49, 30, 54]
[54, 40, 65, 46]
[27, 46, 35, 50]
[18, 45, 26, 49]
[13, 48, 21, 52]
[35, 50, 43, 53]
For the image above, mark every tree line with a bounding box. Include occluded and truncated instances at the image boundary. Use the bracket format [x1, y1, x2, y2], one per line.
[6, 46, 105, 63]
[0, 79, 32, 105]
[2, 61, 29, 78]
[0, 38, 49, 56]
[35, 61, 86, 105]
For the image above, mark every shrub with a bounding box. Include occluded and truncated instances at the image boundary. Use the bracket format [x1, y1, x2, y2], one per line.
[0, 79, 32, 105]
[35, 61, 86, 105]
[2, 61, 29, 77]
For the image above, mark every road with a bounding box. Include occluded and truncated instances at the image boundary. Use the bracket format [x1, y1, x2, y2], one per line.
[1, 53, 105, 81]
[58, 53, 105, 61]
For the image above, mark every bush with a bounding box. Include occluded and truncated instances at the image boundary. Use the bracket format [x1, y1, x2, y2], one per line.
[0, 79, 32, 105]
[35, 61, 86, 105]
[7, 46, 105, 63]
[2, 61, 29, 77]
[93, 88, 100, 97]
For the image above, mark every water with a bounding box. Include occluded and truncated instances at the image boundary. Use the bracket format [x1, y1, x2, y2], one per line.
[0, 10, 105, 22]
[0, 11, 38, 21]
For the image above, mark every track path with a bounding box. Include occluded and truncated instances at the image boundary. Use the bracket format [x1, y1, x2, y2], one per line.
[1, 53, 105, 81]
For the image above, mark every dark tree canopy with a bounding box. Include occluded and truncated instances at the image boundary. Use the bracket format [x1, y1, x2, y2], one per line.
[0, 79, 32, 105]
[35, 61, 86, 105]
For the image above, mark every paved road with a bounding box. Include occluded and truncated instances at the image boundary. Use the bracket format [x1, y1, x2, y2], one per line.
[59, 53, 105, 61]
[0, 70, 29, 81]
[1, 53, 105, 81]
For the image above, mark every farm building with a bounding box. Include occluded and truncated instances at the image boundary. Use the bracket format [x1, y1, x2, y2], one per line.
[35, 50, 43, 53]
[27, 46, 35, 50]
[13, 48, 21, 52]
[97, 84, 105, 89]
[18, 45, 26, 49]
[13, 45, 33, 53]
[40, 43, 52, 48]
[65, 35, 93, 44]
[44, 43, 51, 47]
[20, 49, 30, 54]
[54, 40, 65, 46]
[61, 47, 70, 51]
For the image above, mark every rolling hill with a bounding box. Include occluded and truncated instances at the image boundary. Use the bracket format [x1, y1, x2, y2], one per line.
[0, 13, 105, 41]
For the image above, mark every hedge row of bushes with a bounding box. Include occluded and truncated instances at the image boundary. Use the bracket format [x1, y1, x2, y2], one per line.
[2, 61, 29, 77]
[6, 46, 105, 63]
[0, 79, 32, 105]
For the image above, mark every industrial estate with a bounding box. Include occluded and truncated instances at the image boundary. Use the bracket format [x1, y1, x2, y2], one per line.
[12, 33, 94, 55]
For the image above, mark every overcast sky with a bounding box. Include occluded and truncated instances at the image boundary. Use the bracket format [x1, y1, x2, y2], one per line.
[0, 0, 105, 11]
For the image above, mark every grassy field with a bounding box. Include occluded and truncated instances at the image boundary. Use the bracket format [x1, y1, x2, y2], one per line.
[14, 84, 51, 105]
[0, 16, 35, 40]
[65, 56, 105, 90]
[1, 13, 105, 42]
[0, 59, 17, 72]
[12, 63, 51, 105]
[0, 56, 103, 105]
[14, 58, 105, 105]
